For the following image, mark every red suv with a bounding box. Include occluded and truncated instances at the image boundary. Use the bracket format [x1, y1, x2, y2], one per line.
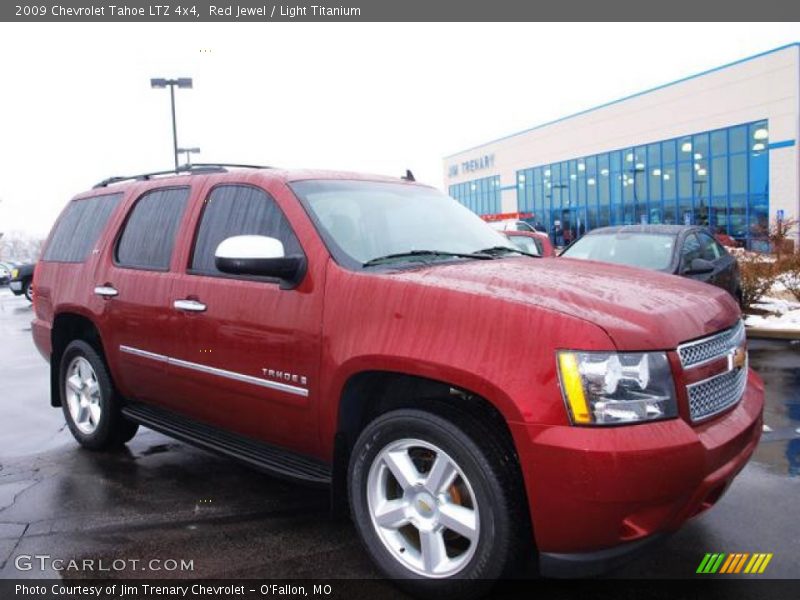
[31, 165, 763, 593]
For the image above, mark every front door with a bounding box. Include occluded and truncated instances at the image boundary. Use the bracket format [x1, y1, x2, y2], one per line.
[696, 231, 736, 293]
[167, 182, 324, 456]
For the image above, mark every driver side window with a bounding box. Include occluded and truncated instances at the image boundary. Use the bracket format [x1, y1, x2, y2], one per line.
[697, 232, 722, 261]
[681, 233, 701, 268]
[190, 185, 303, 276]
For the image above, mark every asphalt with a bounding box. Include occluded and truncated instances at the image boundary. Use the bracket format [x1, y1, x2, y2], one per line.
[0, 287, 798, 583]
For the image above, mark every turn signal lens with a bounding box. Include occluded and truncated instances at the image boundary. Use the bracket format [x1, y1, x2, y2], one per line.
[558, 352, 591, 424]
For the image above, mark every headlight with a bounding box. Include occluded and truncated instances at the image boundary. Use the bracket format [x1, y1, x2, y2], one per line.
[557, 350, 678, 425]
[11, 268, 19, 278]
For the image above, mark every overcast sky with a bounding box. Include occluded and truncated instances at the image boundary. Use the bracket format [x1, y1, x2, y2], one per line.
[0, 22, 797, 237]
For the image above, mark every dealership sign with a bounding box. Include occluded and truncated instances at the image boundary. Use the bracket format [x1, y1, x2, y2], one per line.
[448, 153, 495, 178]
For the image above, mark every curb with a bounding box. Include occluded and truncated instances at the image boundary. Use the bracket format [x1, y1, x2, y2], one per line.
[745, 326, 800, 340]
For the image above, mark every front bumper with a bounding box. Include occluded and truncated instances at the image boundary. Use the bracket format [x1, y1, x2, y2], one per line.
[9, 280, 23, 293]
[511, 370, 763, 576]
[539, 533, 667, 578]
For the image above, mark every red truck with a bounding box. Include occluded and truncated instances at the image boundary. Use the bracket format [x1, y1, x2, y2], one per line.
[31, 165, 763, 593]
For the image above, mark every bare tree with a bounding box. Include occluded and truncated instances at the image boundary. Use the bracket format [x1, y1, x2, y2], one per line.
[0, 231, 45, 263]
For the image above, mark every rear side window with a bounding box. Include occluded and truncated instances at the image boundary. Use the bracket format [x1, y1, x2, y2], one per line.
[116, 187, 189, 270]
[190, 185, 302, 275]
[43, 193, 123, 262]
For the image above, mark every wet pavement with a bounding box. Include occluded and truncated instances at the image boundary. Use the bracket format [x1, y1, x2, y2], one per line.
[0, 287, 798, 582]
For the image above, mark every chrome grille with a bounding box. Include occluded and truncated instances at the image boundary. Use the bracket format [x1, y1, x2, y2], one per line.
[677, 321, 745, 368]
[687, 364, 748, 422]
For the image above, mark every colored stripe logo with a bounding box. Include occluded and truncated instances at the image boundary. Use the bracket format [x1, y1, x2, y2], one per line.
[697, 553, 773, 574]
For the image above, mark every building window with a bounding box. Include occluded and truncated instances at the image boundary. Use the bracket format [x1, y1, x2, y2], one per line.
[449, 175, 501, 216]
[516, 119, 769, 247]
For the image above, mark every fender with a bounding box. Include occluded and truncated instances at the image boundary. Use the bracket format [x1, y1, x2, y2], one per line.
[318, 353, 525, 459]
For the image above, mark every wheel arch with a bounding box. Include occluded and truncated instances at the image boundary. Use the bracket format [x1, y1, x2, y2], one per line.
[329, 368, 525, 518]
[50, 310, 107, 407]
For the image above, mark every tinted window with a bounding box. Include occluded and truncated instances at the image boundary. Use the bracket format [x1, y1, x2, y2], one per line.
[681, 234, 702, 265]
[191, 185, 302, 275]
[43, 194, 122, 262]
[116, 188, 189, 270]
[697, 232, 722, 261]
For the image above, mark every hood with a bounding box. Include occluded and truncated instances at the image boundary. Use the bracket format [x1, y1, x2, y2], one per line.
[392, 257, 739, 350]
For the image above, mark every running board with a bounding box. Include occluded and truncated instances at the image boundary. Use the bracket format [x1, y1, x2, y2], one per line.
[122, 402, 331, 486]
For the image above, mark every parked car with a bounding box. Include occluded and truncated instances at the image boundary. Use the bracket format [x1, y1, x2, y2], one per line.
[0, 262, 17, 285]
[504, 230, 556, 257]
[560, 225, 742, 304]
[714, 231, 738, 248]
[31, 165, 762, 593]
[9, 262, 35, 301]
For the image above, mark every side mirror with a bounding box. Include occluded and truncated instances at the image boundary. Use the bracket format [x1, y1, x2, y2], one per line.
[684, 257, 715, 275]
[215, 235, 305, 287]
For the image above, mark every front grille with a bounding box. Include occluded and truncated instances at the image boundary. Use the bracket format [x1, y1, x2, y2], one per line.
[677, 321, 745, 368]
[687, 364, 748, 422]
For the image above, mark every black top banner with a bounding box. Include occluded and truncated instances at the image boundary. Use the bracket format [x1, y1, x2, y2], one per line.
[3, 0, 800, 22]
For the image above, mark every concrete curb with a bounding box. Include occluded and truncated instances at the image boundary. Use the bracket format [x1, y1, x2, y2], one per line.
[745, 326, 800, 340]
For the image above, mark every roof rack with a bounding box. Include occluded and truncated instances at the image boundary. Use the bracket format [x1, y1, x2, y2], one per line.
[92, 163, 272, 189]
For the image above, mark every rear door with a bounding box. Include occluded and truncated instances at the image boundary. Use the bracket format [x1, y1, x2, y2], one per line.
[166, 181, 324, 455]
[95, 185, 192, 405]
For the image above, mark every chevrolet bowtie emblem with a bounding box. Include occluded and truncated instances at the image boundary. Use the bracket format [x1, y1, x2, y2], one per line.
[418, 499, 432, 512]
[729, 346, 747, 371]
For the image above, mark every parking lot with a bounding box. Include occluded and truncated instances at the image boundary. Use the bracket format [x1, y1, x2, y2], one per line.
[0, 287, 798, 581]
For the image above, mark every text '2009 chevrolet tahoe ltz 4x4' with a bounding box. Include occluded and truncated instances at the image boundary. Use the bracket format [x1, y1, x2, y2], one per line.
[31, 164, 763, 595]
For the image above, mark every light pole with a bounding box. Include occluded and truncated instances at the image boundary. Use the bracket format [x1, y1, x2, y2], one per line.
[150, 77, 193, 170]
[177, 147, 201, 167]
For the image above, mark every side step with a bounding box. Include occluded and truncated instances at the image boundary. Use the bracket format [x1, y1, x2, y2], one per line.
[122, 402, 331, 486]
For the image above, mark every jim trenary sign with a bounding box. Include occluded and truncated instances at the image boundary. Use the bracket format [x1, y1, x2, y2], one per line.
[448, 153, 495, 178]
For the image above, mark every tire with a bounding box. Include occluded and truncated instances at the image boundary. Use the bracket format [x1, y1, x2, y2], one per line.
[348, 407, 529, 598]
[59, 340, 139, 450]
[23, 280, 32, 302]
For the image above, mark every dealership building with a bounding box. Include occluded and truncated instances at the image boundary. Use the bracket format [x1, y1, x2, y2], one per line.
[444, 43, 799, 248]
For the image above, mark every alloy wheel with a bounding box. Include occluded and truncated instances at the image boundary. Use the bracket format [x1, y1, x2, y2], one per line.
[65, 356, 102, 435]
[366, 438, 480, 578]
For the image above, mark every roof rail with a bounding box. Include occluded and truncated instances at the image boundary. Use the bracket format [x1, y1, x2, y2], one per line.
[92, 163, 273, 189]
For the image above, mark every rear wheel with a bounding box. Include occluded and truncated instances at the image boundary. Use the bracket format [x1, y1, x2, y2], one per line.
[348, 408, 528, 597]
[60, 340, 138, 450]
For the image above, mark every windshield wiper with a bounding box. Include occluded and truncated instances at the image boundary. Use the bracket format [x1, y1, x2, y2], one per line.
[474, 246, 540, 258]
[363, 250, 494, 268]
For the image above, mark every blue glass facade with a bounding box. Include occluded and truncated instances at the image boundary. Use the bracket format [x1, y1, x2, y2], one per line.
[516, 120, 770, 246]
[449, 175, 501, 216]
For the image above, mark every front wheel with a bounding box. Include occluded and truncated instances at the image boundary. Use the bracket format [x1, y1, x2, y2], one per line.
[348, 408, 529, 597]
[60, 340, 139, 450]
[23, 280, 32, 302]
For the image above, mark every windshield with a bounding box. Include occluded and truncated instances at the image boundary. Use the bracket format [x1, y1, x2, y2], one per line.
[561, 232, 676, 271]
[291, 180, 517, 267]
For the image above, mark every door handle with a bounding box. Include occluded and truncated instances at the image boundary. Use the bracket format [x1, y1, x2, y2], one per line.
[173, 299, 207, 312]
[94, 285, 119, 298]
